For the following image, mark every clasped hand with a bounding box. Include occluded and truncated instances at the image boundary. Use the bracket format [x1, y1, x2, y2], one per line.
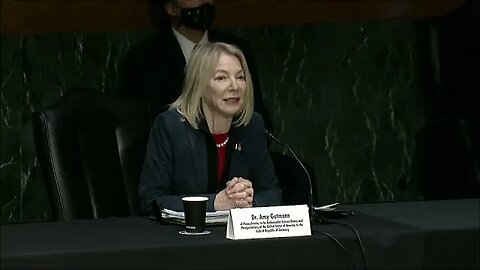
[214, 177, 254, 210]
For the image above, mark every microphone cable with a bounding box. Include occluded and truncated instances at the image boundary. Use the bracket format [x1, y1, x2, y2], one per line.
[315, 230, 356, 270]
[324, 218, 369, 270]
[266, 130, 359, 269]
[265, 130, 367, 269]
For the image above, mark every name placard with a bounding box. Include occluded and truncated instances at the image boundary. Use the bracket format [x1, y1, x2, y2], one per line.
[226, 204, 311, 240]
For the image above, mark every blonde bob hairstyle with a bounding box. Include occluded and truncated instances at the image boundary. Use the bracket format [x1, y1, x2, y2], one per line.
[170, 42, 254, 129]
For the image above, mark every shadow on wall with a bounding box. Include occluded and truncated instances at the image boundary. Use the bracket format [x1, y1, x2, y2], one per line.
[414, 0, 480, 200]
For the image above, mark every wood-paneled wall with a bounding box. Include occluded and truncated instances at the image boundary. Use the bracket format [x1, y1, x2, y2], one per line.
[1, 0, 465, 35]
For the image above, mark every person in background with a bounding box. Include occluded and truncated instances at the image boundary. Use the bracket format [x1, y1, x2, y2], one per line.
[138, 42, 281, 213]
[119, 0, 272, 132]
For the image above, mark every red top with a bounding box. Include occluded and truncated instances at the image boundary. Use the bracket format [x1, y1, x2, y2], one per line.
[212, 132, 229, 183]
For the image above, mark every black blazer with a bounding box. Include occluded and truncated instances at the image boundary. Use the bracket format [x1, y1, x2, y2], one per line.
[119, 27, 272, 131]
[138, 109, 282, 213]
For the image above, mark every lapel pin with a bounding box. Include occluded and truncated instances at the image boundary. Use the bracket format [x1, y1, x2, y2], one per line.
[234, 143, 242, 151]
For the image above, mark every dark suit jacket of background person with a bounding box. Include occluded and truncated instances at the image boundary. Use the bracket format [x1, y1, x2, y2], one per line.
[119, 26, 273, 132]
[138, 109, 282, 214]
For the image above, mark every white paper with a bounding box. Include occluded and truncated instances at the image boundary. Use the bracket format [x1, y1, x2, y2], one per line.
[161, 208, 230, 224]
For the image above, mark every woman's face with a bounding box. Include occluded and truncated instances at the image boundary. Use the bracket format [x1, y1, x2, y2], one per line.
[202, 53, 246, 119]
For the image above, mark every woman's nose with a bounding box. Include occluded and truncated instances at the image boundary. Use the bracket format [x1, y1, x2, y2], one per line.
[229, 78, 239, 91]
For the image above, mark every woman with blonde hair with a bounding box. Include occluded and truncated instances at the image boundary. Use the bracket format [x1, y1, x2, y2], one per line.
[139, 42, 281, 213]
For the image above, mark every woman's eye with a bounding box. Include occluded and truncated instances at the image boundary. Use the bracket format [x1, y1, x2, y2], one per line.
[237, 75, 245, 80]
[215, 75, 226, 80]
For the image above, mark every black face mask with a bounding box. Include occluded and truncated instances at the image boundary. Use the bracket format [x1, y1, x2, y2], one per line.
[178, 3, 215, 31]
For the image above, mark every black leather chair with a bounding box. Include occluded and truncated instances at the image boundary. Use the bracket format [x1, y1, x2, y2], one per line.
[270, 152, 316, 206]
[32, 89, 152, 221]
[416, 118, 480, 199]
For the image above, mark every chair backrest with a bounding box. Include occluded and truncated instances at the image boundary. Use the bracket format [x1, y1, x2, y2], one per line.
[270, 152, 316, 206]
[32, 89, 152, 221]
[417, 118, 480, 199]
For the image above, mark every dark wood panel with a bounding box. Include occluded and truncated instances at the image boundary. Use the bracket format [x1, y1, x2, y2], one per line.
[1, 0, 152, 35]
[215, 0, 465, 25]
[1, 0, 465, 35]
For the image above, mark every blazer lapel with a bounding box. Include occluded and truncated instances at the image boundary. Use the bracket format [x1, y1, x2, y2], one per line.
[163, 28, 187, 76]
[186, 126, 208, 191]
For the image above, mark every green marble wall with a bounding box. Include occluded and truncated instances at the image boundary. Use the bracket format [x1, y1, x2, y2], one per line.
[0, 20, 425, 223]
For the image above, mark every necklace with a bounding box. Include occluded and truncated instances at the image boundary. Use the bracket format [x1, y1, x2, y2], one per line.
[216, 136, 229, 148]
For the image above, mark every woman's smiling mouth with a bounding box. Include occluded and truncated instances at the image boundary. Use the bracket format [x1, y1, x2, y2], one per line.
[223, 97, 240, 103]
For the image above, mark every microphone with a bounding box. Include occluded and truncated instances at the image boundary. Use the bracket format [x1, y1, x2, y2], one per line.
[265, 130, 315, 219]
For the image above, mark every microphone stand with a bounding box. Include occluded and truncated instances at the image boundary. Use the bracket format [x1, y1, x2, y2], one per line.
[265, 130, 319, 223]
